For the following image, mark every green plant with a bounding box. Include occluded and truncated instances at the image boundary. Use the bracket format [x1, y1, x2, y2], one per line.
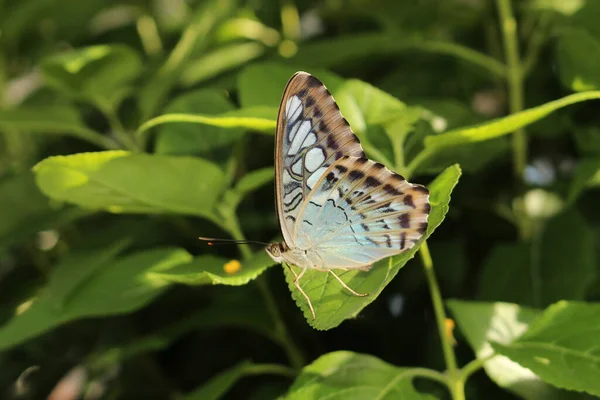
[1, 0, 599, 399]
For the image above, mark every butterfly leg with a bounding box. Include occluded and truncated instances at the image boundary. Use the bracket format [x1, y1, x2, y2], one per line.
[328, 270, 369, 297]
[287, 264, 316, 320]
[287, 263, 299, 280]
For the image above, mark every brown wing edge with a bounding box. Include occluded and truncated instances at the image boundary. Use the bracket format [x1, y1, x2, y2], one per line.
[274, 72, 311, 246]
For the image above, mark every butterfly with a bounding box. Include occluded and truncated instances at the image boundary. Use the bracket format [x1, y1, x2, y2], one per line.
[265, 72, 431, 319]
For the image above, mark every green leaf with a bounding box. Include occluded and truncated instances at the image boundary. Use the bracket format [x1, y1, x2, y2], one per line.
[449, 300, 580, 400]
[41, 45, 143, 110]
[147, 251, 276, 286]
[0, 247, 191, 350]
[407, 101, 509, 175]
[568, 158, 600, 203]
[138, 106, 277, 139]
[425, 91, 600, 148]
[567, 1, 600, 44]
[334, 79, 412, 130]
[220, 167, 274, 213]
[32, 151, 226, 220]
[334, 79, 422, 168]
[574, 126, 600, 155]
[155, 89, 244, 156]
[410, 138, 510, 175]
[284, 351, 437, 399]
[233, 167, 274, 195]
[184, 360, 252, 400]
[45, 241, 131, 309]
[285, 164, 461, 330]
[477, 210, 596, 308]
[0, 105, 114, 148]
[492, 301, 600, 396]
[180, 42, 266, 87]
[556, 29, 600, 91]
[0, 173, 70, 248]
[287, 33, 506, 78]
[531, 0, 585, 16]
[182, 286, 276, 341]
[237, 62, 344, 108]
[137, 0, 238, 119]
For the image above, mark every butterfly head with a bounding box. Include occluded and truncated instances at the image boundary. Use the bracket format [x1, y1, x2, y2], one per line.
[265, 242, 288, 264]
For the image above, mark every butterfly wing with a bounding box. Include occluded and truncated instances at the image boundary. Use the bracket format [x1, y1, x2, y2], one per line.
[275, 72, 365, 247]
[294, 156, 430, 269]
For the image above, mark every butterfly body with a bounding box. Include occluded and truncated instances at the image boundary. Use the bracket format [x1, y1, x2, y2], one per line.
[266, 72, 431, 319]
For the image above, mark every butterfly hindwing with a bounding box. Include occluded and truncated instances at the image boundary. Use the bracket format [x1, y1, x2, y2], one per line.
[293, 156, 431, 269]
[276, 72, 364, 246]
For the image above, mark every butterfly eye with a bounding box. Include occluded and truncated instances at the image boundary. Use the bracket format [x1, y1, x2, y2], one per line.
[267, 243, 281, 257]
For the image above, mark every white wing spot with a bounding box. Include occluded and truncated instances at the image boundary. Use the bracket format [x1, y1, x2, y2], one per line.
[283, 170, 293, 185]
[286, 96, 302, 121]
[288, 122, 313, 155]
[287, 120, 301, 143]
[291, 158, 303, 175]
[305, 147, 325, 172]
[306, 166, 328, 189]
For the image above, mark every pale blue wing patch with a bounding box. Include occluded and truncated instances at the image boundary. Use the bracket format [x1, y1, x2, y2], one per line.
[295, 156, 431, 269]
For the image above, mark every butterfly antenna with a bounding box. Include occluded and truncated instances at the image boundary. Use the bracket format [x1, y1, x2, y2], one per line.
[198, 237, 269, 246]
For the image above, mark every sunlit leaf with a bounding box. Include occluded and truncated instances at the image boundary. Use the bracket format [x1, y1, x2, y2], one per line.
[148, 251, 276, 286]
[138, 107, 277, 138]
[155, 89, 244, 156]
[449, 301, 581, 400]
[284, 351, 438, 399]
[33, 151, 226, 220]
[493, 301, 600, 396]
[425, 92, 600, 148]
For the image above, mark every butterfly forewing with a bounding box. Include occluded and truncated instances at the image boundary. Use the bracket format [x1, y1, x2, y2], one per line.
[275, 72, 364, 246]
[293, 156, 431, 269]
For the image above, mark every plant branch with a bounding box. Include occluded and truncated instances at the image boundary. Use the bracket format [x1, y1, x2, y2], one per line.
[419, 242, 464, 400]
[497, 0, 527, 180]
[224, 212, 305, 370]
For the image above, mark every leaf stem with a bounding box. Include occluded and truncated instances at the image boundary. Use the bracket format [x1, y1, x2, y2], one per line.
[242, 362, 297, 378]
[406, 367, 448, 386]
[406, 147, 436, 177]
[497, 0, 527, 180]
[224, 212, 305, 370]
[419, 241, 464, 399]
[97, 103, 139, 151]
[459, 354, 496, 382]
[415, 38, 507, 78]
[522, 12, 551, 77]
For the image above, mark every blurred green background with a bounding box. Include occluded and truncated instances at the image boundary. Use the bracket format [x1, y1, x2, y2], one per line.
[1, 0, 600, 399]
